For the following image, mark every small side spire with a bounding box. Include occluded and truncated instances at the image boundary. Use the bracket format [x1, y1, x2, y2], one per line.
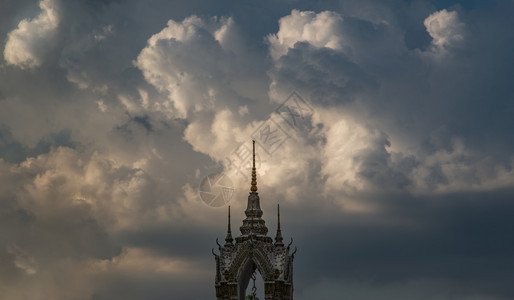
[275, 204, 284, 247]
[250, 140, 258, 194]
[225, 206, 233, 245]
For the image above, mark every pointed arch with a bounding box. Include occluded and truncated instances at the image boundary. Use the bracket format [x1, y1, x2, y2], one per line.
[238, 258, 257, 300]
[230, 243, 274, 281]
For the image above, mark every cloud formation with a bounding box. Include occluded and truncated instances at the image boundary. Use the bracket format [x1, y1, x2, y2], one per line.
[136, 15, 246, 119]
[268, 10, 345, 61]
[1, 0, 514, 299]
[424, 9, 465, 52]
[3, 0, 59, 69]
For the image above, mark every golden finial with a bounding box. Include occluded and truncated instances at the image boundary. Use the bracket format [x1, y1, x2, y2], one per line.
[277, 204, 281, 231]
[250, 140, 258, 194]
[228, 206, 231, 233]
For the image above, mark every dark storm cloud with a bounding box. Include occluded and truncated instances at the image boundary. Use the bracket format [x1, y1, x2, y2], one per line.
[286, 188, 514, 299]
[117, 224, 220, 259]
[0, 126, 74, 163]
[91, 272, 213, 300]
[272, 41, 379, 106]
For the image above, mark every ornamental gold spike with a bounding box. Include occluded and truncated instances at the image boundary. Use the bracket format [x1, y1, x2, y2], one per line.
[277, 204, 281, 231]
[228, 206, 231, 233]
[250, 140, 258, 194]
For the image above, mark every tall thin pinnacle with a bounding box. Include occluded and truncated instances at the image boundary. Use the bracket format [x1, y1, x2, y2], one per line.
[275, 204, 284, 247]
[278, 204, 281, 231]
[225, 206, 233, 245]
[250, 140, 258, 194]
[228, 206, 231, 233]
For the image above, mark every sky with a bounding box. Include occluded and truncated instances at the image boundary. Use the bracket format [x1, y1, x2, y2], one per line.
[1, 0, 514, 299]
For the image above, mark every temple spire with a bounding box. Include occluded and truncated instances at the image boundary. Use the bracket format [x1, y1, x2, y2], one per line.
[275, 204, 284, 247]
[225, 206, 233, 245]
[239, 140, 267, 236]
[250, 140, 258, 194]
[214, 143, 295, 300]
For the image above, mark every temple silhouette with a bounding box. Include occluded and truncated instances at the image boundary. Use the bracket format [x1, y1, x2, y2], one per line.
[213, 140, 296, 300]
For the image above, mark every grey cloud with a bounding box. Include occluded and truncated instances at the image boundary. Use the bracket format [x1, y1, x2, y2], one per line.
[0, 126, 74, 163]
[271, 42, 378, 106]
[289, 188, 514, 299]
[91, 272, 212, 300]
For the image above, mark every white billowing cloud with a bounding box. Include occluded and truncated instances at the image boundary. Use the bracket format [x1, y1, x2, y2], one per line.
[318, 106, 514, 197]
[135, 16, 248, 119]
[134, 9, 514, 213]
[321, 114, 390, 192]
[0, 147, 123, 299]
[10, 147, 152, 230]
[266, 9, 514, 201]
[267, 8, 408, 107]
[424, 9, 465, 52]
[317, 106, 514, 212]
[3, 0, 59, 69]
[135, 14, 271, 169]
[135, 14, 318, 212]
[268, 9, 344, 61]
[0, 143, 209, 299]
[183, 109, 246, 161]
[267, 8, 405, 65]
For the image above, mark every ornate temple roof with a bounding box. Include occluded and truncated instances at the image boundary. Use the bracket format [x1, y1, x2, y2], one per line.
[213, 140, 296, 300]
[239, 140, 270, 240]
